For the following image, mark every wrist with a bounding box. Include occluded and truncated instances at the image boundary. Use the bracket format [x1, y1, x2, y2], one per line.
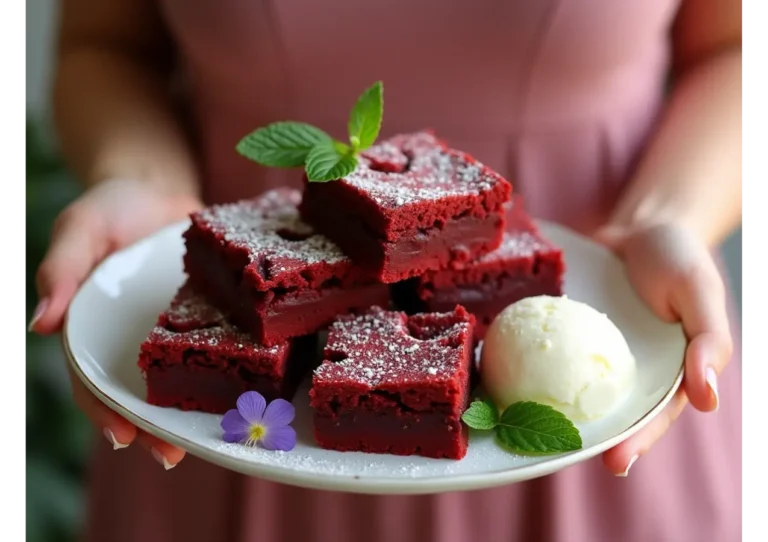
[86, 157, 201, 200]
[603, 209, 737, 250]
[596, 199, 698, 254]
[85, 177, 203, 223]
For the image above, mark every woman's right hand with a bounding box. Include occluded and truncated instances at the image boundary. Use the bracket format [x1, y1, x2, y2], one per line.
[30, 177, 202, 469]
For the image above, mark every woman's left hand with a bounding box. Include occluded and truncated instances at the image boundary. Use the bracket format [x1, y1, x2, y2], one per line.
[593, 222, 733, 476]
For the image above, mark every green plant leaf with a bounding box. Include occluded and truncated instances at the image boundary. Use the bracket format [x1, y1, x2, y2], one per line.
[236, 122, 332, 167]
[496, 401, 582, 455]
[348, 81, 383, 151]
[305, 142, 358, 182]
[461, 399, 500, 430]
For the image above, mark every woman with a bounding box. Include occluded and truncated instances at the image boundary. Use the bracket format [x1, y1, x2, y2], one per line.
[31, 1, 741, 540]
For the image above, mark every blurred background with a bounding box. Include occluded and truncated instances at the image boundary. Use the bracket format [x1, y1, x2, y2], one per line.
[26, 3, 743, 542]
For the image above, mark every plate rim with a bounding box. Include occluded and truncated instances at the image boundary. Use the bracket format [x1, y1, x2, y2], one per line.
[63, 219, 686, 495]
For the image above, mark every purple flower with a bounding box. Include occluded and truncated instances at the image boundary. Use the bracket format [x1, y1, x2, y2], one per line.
[220, 391, 297, 451]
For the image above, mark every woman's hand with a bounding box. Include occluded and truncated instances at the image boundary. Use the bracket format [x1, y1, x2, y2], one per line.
[30, 177, 202, 469]
[594, 222, 733, 476]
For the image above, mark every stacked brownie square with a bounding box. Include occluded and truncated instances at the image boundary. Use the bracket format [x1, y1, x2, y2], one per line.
[138, 130, 564, 460]
[311, 306, 475, 459]
[138, 188, 388, 414]
[137, 281, 316, 413]
[182, 189, 389, 345]
[394, 194, 565, 340]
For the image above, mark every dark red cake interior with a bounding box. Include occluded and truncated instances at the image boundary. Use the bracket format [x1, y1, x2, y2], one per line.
[397, 195, 565, 338]
[138, 282, 315, 413]
[186, 188, 372, 292]
[300, 132, 512, 281]
[310, 306, 475, 459]
[183, 188, 389, 344]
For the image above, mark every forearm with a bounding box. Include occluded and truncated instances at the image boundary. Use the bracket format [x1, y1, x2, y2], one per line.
[606, 48, 741, 247]
[53, 46, 200, 197]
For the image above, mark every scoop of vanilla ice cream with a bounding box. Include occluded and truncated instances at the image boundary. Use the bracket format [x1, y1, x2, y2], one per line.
[481, 295, 636, 422]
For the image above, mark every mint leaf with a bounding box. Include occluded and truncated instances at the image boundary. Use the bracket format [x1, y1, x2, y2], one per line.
[305, 142, 358, 182]
[236, 82, 385, 182]
[348, 81, 383, 151]
[461, 400, 500, 430]
[496, 402, 582, 455]
[237, 122, 331, 167]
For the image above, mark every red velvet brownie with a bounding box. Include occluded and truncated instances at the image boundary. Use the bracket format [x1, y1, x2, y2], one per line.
[310, 306, 475, 459]
[300, 132, 512, 283]
[183, 189, 390, 346]
[137, 282, 316, 414]
[396, 195, 564, 339]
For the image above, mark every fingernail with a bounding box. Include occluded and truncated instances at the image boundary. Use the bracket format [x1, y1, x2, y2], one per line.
[103, 428, 129, 450]
[28, 298, 49, 332]
[706, 367, 720, 412]
[151, 447, 176, 470]
[616, 454, 639, 477]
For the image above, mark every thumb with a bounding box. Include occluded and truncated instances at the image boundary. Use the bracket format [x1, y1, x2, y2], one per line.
[31, 206, 109, 334]
[593, 224, 631, 252]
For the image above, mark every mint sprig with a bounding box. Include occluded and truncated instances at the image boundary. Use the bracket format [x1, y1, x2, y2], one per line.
[461, 399, 499, 430]
[236, 81, 384, 182]
[305, 142, 358, 182]
[236, 122, 331, 167]
[461, 400, 582, 455]
[348, 81, 383, 151]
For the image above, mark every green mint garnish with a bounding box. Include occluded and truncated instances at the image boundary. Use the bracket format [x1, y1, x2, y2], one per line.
[348, 81, 383, 152]
[305, 141, 358, 182]
[236, 122, 331, 167]
[462, 400, 582, 455]
[236, 81, 384, 182]
[461, 399, 499, 430]
[495, 401, 583, 454]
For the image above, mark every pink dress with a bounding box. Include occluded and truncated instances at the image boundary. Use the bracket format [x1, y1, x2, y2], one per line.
[85, 1, 742, 540]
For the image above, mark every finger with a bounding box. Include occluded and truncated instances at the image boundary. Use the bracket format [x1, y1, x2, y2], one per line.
[592, 225, 629, 253]
[135, 431, 187, 470]
[69, 365, 185, 466]
[602, 388, 688, 476]
[671, 262, 733, 413]
[68, 367, 137, 449]
[31, 206, 109, 334]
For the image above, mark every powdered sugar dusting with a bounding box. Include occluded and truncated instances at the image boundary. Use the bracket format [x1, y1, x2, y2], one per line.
[314, 307, 472, 387]
[147, 282, 284, 355]
[193, 189, 347, 278]
[214, 441, 429, 477]
[473, 195, 561, 264]
[347, 132, 507, 209]
[477, 231, 557, 263]
[360, 140, 409, 171]
[166, 382, 533, 481]
[163, 284, 224, 329]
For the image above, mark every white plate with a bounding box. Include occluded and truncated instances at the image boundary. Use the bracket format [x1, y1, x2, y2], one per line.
[65, 220, 685, 495]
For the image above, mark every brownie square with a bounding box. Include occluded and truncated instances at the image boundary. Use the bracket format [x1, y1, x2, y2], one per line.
[137, 282, 316, 414]
[300, 131, 512, 283]
[310, 306, 475, 459]
[183, 188, 390, 346]
[395, 195, 565, 339]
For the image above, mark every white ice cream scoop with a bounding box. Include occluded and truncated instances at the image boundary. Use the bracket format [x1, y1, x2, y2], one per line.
[481, 295, 636, 422]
